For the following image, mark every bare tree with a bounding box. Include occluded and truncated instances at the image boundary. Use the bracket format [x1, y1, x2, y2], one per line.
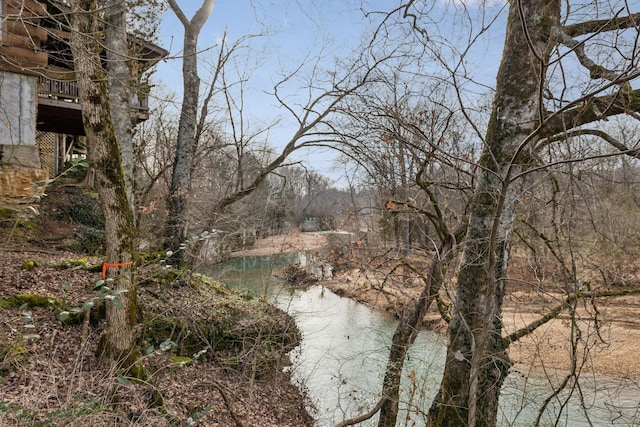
[67, 0, 142, 374]
[332, 0, 640, 425]
[177, 36, 397, 265]
[335, 75, 474, 427]
[164, 0, 215, 262]
[429, 1, 640, 424]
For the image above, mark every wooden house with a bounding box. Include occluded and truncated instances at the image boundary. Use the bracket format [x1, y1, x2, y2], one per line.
[0, 0, 168, 199]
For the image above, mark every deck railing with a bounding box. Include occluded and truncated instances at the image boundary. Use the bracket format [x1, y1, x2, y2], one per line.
[37, 76, 149, 112]
[38, 76, 80, 102]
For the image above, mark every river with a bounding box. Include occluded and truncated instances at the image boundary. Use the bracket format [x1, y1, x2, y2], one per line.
[206, 253, 640, 426]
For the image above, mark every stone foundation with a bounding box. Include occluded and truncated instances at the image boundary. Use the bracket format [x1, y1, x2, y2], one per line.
[0, 163, 49, 201]
[0, 144, 42, 169]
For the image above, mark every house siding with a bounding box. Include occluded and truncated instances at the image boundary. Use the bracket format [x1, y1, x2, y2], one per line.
[0, 72, 46, 200]
[0, 72, 37, 148]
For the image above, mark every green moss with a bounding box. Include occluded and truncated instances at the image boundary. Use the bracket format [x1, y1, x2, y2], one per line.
[0, 294, 82, 328]
[125, 359, 147, 382]
[16, 293, 56, 307]
[51, 260, 71, 269]
[20, 260, 41, 271]
[0, 207, 17, 220]
[190, 273, 229, 295]
[0, 344, 29, 372]
[86, 263, 103, 273]
[9, 345, 27, 355]
[169, 355, 193, 367]
[71, 258, 89, 267]
[52, 258, 97, 271]
[96, 337, 147, 382]
[0, 293, 58, 308]
[18, 220, 37, 230]
[138, 251, 165, 262]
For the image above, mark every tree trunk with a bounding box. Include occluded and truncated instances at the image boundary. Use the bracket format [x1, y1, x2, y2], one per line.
[398, 142, 411, 257]
[104, 0, 136, 220]
[69, 0, 141, 375]
[377, 228, 463, 426]
[165, 24, 198, 261]
[165, 0, 215, 263]
[426, 0, 558, 425]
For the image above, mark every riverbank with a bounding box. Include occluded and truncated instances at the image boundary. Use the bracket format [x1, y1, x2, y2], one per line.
[323, 267, 640, 380]
[244, 231, 640, 382]
[229, 230, 329, 257]
[0, 246, 313, 426]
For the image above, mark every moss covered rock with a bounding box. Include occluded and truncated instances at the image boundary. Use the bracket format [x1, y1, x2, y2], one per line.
[20, 260, 41, 271]
[0, 293, 57, 308]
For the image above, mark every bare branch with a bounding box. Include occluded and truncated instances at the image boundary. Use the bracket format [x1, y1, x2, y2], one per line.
[541, 85, 640, 137]
[538, 128, 640, 159]
[553, 26, 624, 82]
[504, 287, 640, 346]
[562, 11, 640, 38]
[166, 0, 215, 32]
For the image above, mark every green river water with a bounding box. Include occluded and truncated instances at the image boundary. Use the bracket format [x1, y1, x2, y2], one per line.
[206, 253, 640, 426]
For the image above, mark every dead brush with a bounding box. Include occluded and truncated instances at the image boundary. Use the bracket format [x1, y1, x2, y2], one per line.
[0, 328, 171, 426]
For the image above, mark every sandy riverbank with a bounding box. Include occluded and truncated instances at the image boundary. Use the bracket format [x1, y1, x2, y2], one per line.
[230, 231, 329, 257]
[238, 230, 640, 381]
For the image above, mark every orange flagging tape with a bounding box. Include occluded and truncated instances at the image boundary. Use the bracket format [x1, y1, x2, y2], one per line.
[102, 261, 133, 279]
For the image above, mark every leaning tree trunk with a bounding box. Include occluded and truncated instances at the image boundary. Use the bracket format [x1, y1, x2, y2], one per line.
[69, 0, 141, 375]
[426, 0, 559, 425]
[377, 226, 463, 427]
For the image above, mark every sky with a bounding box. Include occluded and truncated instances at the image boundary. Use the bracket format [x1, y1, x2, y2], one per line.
[153, 1, 359, 183]
[153, 1, 507, 185]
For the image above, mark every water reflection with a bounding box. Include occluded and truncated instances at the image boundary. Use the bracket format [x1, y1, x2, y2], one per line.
[206, 254, 640, 427]
[208, 253, 445, 426]
[283, 286, 445, 426]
